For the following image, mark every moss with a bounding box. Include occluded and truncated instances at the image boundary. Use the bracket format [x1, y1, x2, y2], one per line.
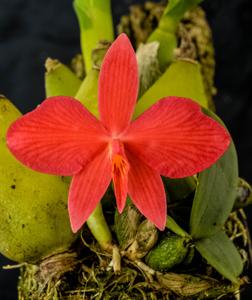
[17, 232, 248, 299]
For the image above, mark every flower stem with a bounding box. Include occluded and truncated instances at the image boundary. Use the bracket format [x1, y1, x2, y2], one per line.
[73, 0, 114, 73]
[86, 203, 113, 251]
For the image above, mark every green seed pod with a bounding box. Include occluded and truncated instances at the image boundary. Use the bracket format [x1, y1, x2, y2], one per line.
[0, 96, 76, 263]
[145, 233, 190, 271]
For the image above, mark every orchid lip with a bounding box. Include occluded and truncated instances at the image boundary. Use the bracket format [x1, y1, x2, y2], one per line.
[109, 139, 130, 177]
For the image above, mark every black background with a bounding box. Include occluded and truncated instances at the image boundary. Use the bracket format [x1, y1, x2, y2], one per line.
[0, 0, 252, 299]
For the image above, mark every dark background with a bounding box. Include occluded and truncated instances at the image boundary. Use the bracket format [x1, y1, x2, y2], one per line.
[0, 0, 252, 299]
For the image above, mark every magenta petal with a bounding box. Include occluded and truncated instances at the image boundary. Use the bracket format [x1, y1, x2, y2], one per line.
[127, 150, 167, 231]
[124, 97, 231, 178]
[7, 96, 108, 176]
[98, 33, 139, 135]
[69, 148, 112, 233]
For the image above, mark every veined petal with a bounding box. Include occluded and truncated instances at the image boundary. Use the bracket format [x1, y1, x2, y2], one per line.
[7, 96, 108, 176]
[124, 97, 231, 178]
[98, 33, 139, 135]
[69, 148, 112, 233]
[127, 150, 167, 230]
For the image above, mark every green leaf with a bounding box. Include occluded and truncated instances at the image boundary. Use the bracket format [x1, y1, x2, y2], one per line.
[195, 231, 243, 282]
[134, 60, 208, 119]
[190, 110, 238, 239]
[73, 0, 114, 72]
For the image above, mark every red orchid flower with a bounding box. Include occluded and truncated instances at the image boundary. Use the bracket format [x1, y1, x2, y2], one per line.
[7, 34, 230, 233]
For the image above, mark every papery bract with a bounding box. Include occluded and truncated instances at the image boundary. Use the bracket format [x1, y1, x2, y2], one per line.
[7, 34, 230, 232]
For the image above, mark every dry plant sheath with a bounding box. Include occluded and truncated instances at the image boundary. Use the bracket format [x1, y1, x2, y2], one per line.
[0, 1, 251, 299]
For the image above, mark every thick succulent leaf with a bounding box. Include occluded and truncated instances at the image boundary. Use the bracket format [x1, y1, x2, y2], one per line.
[190, 109, 238, 239]
[134, 60, 208, 119]
[195, 231, 243, 282]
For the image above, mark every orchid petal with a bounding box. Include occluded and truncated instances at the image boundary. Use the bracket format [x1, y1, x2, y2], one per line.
[69, 148, 112, 233]
[98, 33, 139, 135]
[127, 150, 167, 230]
[124, 97, 230, 178]
[7, 96, 108, 176]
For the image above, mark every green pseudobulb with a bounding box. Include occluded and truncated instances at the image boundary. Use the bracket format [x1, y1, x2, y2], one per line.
[134, 59, 208, 119]
[0, 96, 76, 263]
[145, 233, 191, 271]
